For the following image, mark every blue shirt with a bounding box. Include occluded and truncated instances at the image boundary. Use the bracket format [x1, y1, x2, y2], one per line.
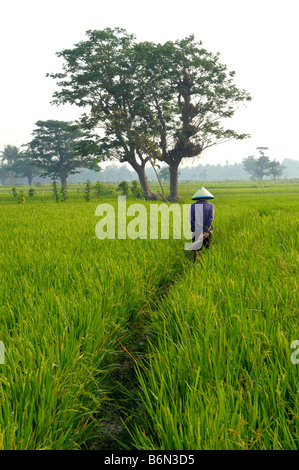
[190, 199, 214, 234]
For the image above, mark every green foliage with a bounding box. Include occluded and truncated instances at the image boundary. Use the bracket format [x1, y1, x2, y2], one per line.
[1, 145, 20, 164]
[28, 120, 100, 187]
[101, 183, 114, 195]
[158, 167, 170, 181]
[11, 187, 17, 197]
[243, 148, 285, 181]
[83, 180, 92, 201]
[93, 181, 114, 198]
[0, 195, 183, 449]
[267, 160, 286, 180]
[0, 164, 9, 185]
[131, 182, 299, 450]
[12, 152, 41, 185]
[117, 181, 130, 196]
[52, 180, 59, 203]
[60, 186, 68, 202]
[93, 181, 103, 198]
[18, 190, 25, 204]
[1, 146, 21, 186]
[0, 182, 298, 450]
[130, 180, 145, 199]
[28, 187, 35, 197]
[48, 28, 251, 200]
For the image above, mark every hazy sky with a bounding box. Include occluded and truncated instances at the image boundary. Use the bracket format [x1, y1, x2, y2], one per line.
[1, 0, 298, 166]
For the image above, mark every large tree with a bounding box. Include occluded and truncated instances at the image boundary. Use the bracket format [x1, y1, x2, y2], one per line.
[243, 148, 284, 180]
[28, 120, 100, 188]
[1, 146, 42, 185]
[159, 167, 170, 182]
[242, 155, 258, 180]
[243, 155, 271, 180]
[132, 37, 252, 199]
[0, 145, 20, 185]
[0, 163, 9, 186]
[267, 160, 285, 180]
[12, 152, 42, 186]
[48, 28, 251, 200]
[48, 28, 159, 198]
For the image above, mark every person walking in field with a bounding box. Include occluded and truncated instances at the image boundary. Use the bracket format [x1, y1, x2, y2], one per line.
[188, 187, 215, 261]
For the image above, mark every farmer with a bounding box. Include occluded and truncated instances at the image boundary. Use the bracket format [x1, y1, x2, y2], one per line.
[189, 187, 214, 261]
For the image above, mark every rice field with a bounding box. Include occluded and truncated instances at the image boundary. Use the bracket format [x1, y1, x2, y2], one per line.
[0, 180, 298, 449]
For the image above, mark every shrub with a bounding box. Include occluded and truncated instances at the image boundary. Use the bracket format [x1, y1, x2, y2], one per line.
[60, 187, 68, 202]
[52, 181, 59, 203]
[117, 181, 130, 196]
[84, 180, 92, 201]
[18, 191, 25, 204]
[94, 181, 104, 198]
[131, 180, 145, 199]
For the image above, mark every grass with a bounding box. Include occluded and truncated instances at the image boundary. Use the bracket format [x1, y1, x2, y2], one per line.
[0, 195, 186, 449]
[131, 182, 299, 450]
[0, 180, 298, 449]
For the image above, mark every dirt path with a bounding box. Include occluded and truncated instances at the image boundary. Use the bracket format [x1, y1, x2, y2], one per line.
[88, 257, 190, 450]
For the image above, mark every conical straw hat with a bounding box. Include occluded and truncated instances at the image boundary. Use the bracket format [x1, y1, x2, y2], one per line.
[191, 187, 214, 200]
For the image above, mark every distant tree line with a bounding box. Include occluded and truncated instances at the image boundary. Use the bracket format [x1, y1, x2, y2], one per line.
[12, 160, 299, 186]
[99, 158, 296, 182]
[2, 153, 299, 186]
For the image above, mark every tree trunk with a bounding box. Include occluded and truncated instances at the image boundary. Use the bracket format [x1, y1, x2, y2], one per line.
[169, 162, 180, 201]
[149, 159, 169, 202]
[129, 161, 157, 200]
[61, 174, 68, 189]
[28, 176, 33, 186]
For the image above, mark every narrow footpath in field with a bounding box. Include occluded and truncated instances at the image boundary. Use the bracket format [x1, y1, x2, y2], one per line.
[89, 250, 193, 450]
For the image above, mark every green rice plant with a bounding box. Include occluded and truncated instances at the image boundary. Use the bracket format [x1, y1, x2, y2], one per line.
[0, 197, 187, 449]
[0, 181, 298, 450]
[131, 182, 299, 450]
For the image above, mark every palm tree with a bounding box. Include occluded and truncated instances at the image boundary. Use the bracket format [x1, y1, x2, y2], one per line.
[0, 145, 20, 185]
[0, 164, 9, 186]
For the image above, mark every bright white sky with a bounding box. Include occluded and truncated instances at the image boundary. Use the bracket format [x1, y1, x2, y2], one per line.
[1, 0, 298, 166]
